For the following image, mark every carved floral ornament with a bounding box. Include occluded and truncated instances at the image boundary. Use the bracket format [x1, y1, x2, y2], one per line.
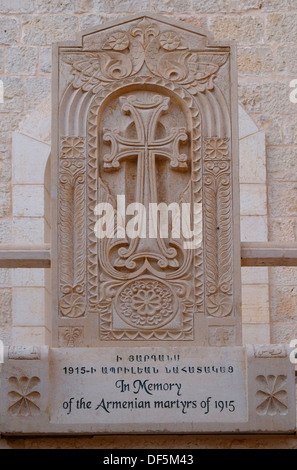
[8, 376, 40, 417]
[256, 375, 288, 416]
[63, 18, 228, 94]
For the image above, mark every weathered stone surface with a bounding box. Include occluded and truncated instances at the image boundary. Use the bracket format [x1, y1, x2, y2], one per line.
[75, 0, 94, 13]
[252, 114, 282, 145]
[240, 184, 267, 216]
[283, 114, 297, 145]
[0, 0, 34, 12]
[270, 266, 297, 285]
[36, 0, 74, 12]
[192, 0, 261, 12]
[209, 15, 264, 44]
[0, 268, 11, 287]
[22, 15, 78, 45]
[241, 267, 269, 284]
[239, 132, 266, 183]
[276, 46, 297, 73]
[0, 219, 12, 243]
[269, 217, 297, 241]
[261, 0, 292, 11]
[237, 47, 274, 75]
[238, 105, 258, 139]
[79, 14, 113, 31]
[271, 285, 297, 322]
[13, 185, 44, 217]
[266, 13, 297, 43]
[242, 284, 269, 323]
[0, 146, 11, 183]
[239, 82, 296, 115]
[240, 216, 268, 242]
[6, 47, 38, 75]
[242, 324, 270, 344]
[0, 48, 3, 73]
[152, 0, 191, 13]
[39, 47, 51, 74]
[238, 83, 262, 113]
[0, 288, 12, 327]
[11, 268, 44, 287]
[12, 218, 44, 244]
[12, 133, 50, 184]
[0, 77, 24, 113]
[268, 147, 297, 181]
[268, 182, 297, 217]
[19, 96, 51, 143]
[24, 78, 50, 112]
[271, 324, 297, 344]
[0, 113, 22, 144]
[0, 183, 10, 217]
[0, 16, 19, 44]
[13, 287, 45, 326]
[12, 327, 50, 345]
[172, 14, 207, 29]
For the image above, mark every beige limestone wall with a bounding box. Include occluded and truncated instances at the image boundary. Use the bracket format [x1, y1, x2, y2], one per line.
[1, 0, 297, 449]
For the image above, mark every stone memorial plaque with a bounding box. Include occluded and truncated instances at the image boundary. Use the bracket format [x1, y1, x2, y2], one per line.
[50, 347, 247, 427]
[1, 345, 295, 434]
[0, 13, 295, 435]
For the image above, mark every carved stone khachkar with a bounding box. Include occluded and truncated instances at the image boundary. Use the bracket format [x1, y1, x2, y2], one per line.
[52, 13, 241, 346]
[0, 14, 295, 435]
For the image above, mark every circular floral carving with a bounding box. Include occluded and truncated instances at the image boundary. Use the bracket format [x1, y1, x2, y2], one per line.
[117, 278, 177, 329]
[60, 292, 85, 318]
[207, 292, 232, 317]
[61, 137, 84, 158]
[105, 32, 130, 51]
[159, 31, 181, 51]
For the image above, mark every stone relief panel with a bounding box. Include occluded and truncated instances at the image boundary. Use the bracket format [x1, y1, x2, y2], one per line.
[53, 14, 240, 346]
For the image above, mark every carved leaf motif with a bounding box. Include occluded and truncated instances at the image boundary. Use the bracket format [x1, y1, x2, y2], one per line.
[63, 327, 83, 347]
[8, 376, 40, 417]
[59, 151, 86, 318]
[203, 138, 233, 318]
[256, 375, 288, 416]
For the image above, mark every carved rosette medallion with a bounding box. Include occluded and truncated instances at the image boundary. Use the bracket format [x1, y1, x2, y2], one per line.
[116, 277, 178, 329]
